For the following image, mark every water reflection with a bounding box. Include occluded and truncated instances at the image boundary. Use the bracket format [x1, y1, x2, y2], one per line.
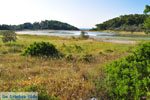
[16, 30, 150, 40]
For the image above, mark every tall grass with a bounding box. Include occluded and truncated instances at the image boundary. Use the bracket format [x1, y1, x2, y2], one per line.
[0, 34, 138, 100]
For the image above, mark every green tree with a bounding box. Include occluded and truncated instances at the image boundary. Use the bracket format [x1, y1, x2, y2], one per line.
[144, 5, 150, 14]
[144, 5, 150, 34]
[2, 30, 17, 43]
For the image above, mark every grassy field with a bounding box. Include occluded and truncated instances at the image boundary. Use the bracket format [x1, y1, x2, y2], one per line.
[0, 34, 142, 100]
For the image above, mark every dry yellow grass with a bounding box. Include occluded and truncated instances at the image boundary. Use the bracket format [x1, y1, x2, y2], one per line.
[0, 34, 138, 100]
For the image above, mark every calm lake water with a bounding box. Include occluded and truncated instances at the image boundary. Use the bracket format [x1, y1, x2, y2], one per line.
[16, 30, 150, 40]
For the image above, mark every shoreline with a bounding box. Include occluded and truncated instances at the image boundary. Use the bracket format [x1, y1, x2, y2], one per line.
[16, 29, 146, 35]
[89, 30, 145, 35]
[17, 33, 138, 44]
[16, 30, 150, 40]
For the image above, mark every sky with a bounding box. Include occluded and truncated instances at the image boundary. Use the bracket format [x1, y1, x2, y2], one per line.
[0, 0, 149, 28]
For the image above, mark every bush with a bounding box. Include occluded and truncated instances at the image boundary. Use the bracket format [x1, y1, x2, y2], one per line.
[79, 54, 93, 62]
[2, 50, 8, 54]
[105, 42, 150, 99]
[80, 31, 89, 39]
[104, 49, 113, 53]
[21, 42, 59, 57]
[2, 30, 17, 43]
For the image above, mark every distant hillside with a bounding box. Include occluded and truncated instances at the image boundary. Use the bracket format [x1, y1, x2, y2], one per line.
[91, 14, 147, 32]
[79, 28, 90, 30]
[0, 20, 79, 30]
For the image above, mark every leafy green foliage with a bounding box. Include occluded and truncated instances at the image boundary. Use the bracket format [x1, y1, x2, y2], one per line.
[105, 42, 150, 99]
[0, 20, 79, 30]
[144, 5, 150, 14]
[21, 42, 59, 57]
[2, 30, 17, 43]
[91, 14, 146, 32]
[144, 5, 150, 34]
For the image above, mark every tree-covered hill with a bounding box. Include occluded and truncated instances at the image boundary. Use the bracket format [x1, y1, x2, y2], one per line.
[91, 14, 147, 32]
[0, 20, 79, 30]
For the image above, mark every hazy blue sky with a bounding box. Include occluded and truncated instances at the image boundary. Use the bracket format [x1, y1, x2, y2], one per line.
[0, 0, 149, 28]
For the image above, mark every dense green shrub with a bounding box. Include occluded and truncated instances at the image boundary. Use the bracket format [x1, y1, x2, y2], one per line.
[21, 42, 59, 57]
[105, 42, 150, 100]
[2, 30, 17, 43]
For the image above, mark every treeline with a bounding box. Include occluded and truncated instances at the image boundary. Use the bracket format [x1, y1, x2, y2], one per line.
[0, 20, 79, 30]
[91, 14, 147, 32]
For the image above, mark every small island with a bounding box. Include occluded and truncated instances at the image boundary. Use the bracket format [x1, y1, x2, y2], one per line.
[0, 20, 79, 30]
[91, 14, 146, 32]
